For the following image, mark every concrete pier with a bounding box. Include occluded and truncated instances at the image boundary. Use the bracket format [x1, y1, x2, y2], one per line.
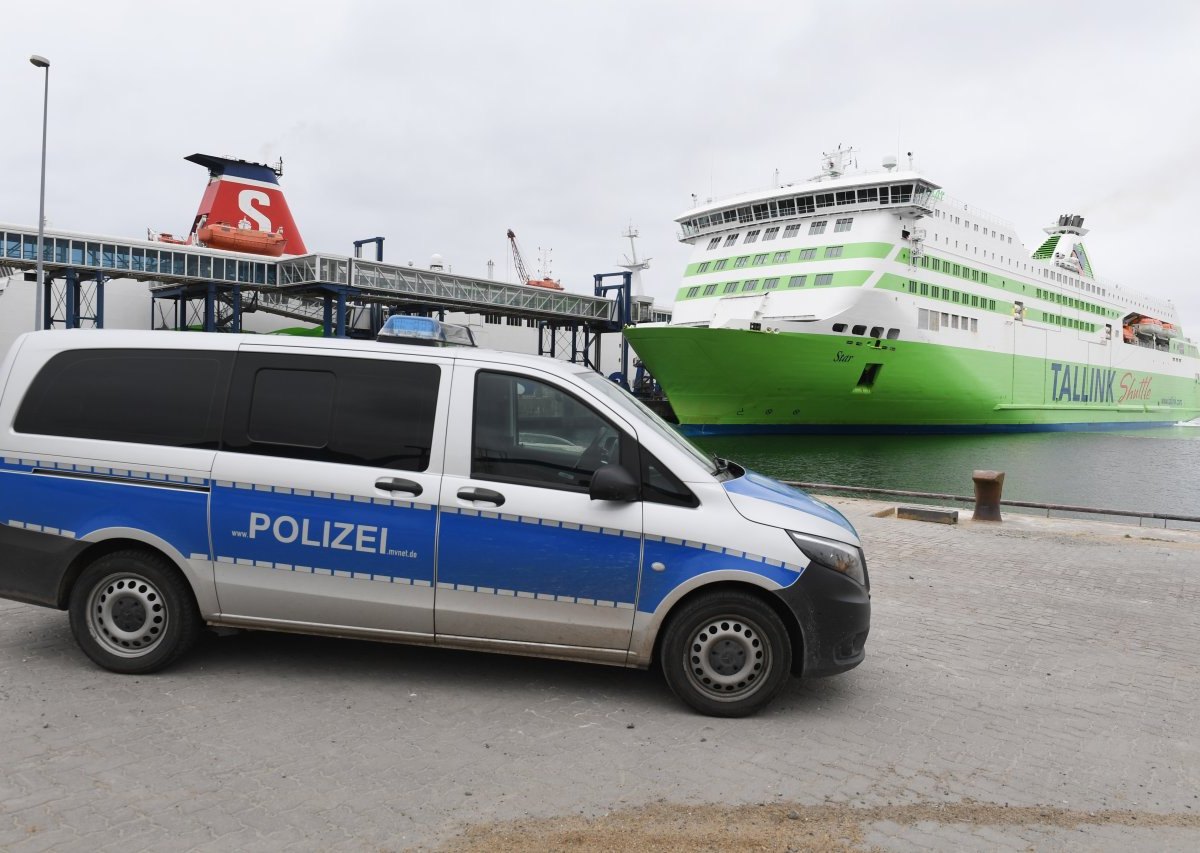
[1, 500, 1197, 851]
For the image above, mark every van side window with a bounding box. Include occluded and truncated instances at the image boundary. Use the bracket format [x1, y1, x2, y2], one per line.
[14, 349, 233, 448]
[472, 372, 625, 493]
[223, 354, 439, 471]
[640, 450, 698, 508]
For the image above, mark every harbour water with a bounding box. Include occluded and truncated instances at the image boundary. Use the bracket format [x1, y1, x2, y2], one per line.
[695, 424, 1200, 518]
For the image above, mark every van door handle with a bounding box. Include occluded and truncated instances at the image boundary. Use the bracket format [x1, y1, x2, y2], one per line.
[457, 487, 505, 507]
[375, 477, 423, 497]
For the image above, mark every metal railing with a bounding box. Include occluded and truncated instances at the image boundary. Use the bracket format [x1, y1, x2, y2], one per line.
[784, 481, 1200, 528]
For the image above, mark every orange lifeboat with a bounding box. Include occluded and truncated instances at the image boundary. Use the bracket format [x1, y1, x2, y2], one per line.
[198, 218, 287, 257]
[526, 278, 564, 290]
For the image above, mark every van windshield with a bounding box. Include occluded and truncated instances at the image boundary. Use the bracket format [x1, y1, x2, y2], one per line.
[577, 373, 720, 478]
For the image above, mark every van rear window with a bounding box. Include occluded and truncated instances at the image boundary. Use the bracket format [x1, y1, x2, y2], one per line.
[14, 349, 233, 448]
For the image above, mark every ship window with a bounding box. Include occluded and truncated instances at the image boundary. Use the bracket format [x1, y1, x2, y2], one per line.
[852, 325, 867, 335]
[971, 270, 980, 281]
[809, 220, 828, 235]
[763, 277, 780, 290]
[686, 287, 700, 298]
[941, 313, 950, 327]
[931, 258, 940, 271]
[753, 254, 768, 265]
[696, 262, 710, 274]
[734, 256, 749, 268]
[798, 248, 816, 260]
[773, 251, 789, 263]
[737, 207, 753, 224]
[971, 318, 978, 333]
[724, 234, 739, 247]
[932, 287, 940, 298]
[920, 283, 929, 296]
[834, 217, 854, 233]
[886, 328, 900, 340]
[907, 281, 918, 293]
[971, 295, 979, 307]
[743, 280, 758, 291]
[857, 188, 878, 203]
[762, 227, 779, 241]
[870, 326, 883, 338]
[714, 260, 728, 270]
[951, 315, 960, 329]
[788, 275, 807, 288]
[952, 291, 960, 303]
[702, 284, 717, 296]
[833, 323, 847, 333]
[918, 309, 930, 330]
[834, 191, 854, 206]
[824, 246, 843, 258]
[752, 204, 770, 221]
[815, 273, 834, 286]
[744, 229, 761, 244]
[815, 194, 835, 209]
[783, 224, 801, 238]
[706, 237, 721, 250]
[723, 282, 739, 293]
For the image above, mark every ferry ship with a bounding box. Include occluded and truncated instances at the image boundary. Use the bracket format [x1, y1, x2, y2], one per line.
[624, 148, 1200, 433]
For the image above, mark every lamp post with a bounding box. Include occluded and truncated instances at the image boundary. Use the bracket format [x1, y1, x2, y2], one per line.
[30, 54, 50, 332]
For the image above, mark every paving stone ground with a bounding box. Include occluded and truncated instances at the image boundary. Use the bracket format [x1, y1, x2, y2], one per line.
[1, 499, 1198, 851]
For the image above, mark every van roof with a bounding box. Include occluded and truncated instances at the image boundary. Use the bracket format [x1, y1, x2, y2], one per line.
[17, 329, 595, 378]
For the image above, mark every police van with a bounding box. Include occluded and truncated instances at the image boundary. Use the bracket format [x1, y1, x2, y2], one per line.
[0, 321, 869, 716]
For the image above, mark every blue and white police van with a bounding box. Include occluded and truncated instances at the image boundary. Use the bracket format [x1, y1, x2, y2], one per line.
[0, 320, 869, 716]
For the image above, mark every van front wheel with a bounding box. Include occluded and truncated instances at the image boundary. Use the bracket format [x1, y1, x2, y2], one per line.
[68, 550, 201, 675]
[660, 591, 792, 717]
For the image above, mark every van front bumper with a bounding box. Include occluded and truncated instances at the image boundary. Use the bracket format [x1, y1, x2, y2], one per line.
[774, 565, 870, 677]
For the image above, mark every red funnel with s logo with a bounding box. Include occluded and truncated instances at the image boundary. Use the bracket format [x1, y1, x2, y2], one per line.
[185, 153, 307, 256]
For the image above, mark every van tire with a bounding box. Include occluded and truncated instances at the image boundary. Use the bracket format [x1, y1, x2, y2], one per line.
[660, 591, 792, 717]
[68, 550, 201, 675]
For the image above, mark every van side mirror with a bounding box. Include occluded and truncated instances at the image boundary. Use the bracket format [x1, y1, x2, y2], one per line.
[589, 464, 639, 502]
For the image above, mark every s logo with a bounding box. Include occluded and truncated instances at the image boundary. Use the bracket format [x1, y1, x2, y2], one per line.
[238, 189, 272, 231]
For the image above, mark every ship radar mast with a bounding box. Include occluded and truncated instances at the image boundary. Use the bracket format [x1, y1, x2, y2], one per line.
[819, 145, 857, 179]
[617, 224, 651, 297]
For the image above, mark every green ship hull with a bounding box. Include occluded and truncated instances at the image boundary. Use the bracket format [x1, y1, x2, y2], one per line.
[623, 326, 1200, 435]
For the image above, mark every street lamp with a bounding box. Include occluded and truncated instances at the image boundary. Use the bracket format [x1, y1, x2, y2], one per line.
[30, 54, 50, 332]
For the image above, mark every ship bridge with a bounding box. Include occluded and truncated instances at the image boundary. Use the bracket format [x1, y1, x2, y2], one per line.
[677, 173, 941, 241]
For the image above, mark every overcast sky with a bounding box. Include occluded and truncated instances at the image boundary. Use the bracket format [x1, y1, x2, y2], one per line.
[4, 1, 1200, 322]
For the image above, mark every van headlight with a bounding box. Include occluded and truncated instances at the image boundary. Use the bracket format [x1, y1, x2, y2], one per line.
[788, 531, 867, 587]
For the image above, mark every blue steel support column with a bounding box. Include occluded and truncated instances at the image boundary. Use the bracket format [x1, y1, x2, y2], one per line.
[177, 296, 185, 331]
[322, 294, 333, 337]
[335, 288, 347, 338]
[64, 269, 78, 328]
[232, 286, 242, 332]
[42, 275, 53, 330]
[204, 283, 216, 332]
[95, 270, 105, 328]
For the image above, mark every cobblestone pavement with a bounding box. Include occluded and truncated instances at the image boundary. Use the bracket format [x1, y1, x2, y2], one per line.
[1, 500, 1198, 851]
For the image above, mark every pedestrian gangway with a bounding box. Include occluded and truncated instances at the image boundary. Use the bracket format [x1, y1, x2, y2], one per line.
[0, 223, 623, 333]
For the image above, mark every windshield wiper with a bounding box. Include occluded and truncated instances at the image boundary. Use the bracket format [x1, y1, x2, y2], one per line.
[712, 455, 730, 475]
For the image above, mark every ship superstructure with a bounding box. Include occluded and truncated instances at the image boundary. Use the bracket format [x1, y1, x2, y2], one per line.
[624, 149, 1200, 433]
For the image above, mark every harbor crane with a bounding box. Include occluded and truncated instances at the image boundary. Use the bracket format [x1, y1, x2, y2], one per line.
[506, 228, 563, 290]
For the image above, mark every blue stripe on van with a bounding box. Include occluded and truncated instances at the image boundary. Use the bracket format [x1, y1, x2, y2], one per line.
[635, 535, 804, 614]
[0, 466, 210, 558]
[437, 510, 639, 605]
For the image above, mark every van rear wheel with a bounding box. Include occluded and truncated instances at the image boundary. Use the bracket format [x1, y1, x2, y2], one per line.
[68, 550, 201, 675]
[660, 591, 792, 717]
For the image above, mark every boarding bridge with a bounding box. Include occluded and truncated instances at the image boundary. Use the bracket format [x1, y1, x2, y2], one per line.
[0, 224, 621, 335]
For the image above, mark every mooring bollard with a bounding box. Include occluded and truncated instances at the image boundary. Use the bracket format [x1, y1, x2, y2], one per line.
[972, 470, 1004, 521]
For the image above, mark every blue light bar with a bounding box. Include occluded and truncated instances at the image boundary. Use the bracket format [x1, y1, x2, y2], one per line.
[376, 315, 477, 347]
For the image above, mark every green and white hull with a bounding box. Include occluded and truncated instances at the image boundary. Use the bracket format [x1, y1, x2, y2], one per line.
[626, 152, 1200, 434]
